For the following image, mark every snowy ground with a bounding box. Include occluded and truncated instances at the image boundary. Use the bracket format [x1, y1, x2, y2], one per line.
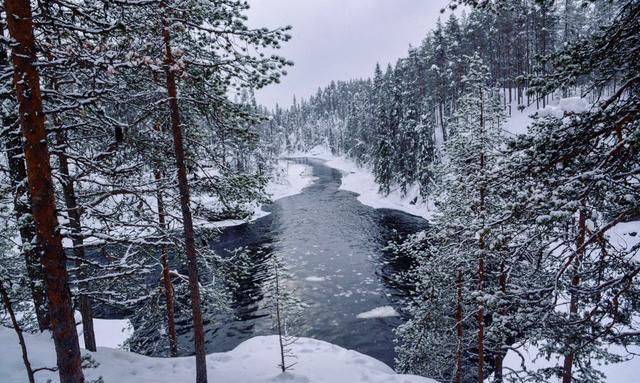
[502, 93, 591, 137]
[0, 327, 437, 383]
[74, 312, 132, 350]
[287, 145, 434, 220]
[254, 159, 318, 219]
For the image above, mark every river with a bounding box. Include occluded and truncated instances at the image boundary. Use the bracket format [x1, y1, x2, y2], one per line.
[141, 158, 428, 368]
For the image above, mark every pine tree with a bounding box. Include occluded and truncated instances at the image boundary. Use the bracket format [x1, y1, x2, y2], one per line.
[4, 0, 84, 381]
[262, 253, 303, 373]
[497, 4, 640, 381]
[0, 10, 49, 332]
[396, 54, 507, 382]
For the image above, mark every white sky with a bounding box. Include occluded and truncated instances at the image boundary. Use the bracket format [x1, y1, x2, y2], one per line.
[246, 0, 450, 110]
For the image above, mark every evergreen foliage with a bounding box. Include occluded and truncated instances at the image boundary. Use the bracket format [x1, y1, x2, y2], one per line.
[274, 0, 617, 199]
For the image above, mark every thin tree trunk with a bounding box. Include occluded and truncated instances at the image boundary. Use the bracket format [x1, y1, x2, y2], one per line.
[154, 164, 178, 357]
[493, 258, 508, 383]
[478, 240, 485, 383]
[439, 102, 447, 141]
[455, 269, 464, 383]
[5, 0, 85, 381]
[477, 93, 486, 383]
[0, 280, 36, 383]
[478, 220, 485, 383]
[562, 208, 587, 383]
[0, 16, 49, 331]
[161, 1, 207, 381]
[55, 130, 96, 352]
[274, 261, 286, 373]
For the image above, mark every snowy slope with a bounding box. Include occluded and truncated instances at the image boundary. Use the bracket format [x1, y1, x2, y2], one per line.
[253, 160, 318, 220]
[502, 341, 640, 383]
[502, 94, 591, 136]
[0, 327, 437, 383]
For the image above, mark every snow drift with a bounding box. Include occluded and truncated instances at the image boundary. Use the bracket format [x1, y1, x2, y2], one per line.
[0, 327, 437, 383]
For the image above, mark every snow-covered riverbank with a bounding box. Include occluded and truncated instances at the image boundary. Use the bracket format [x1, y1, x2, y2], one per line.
[193, 159, 317, 228]
[0, 327, 437, 383]
[287, 146, 434, 220]
[255, 159, 318, 219]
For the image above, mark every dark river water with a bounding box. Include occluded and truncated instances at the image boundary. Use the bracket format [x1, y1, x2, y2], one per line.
[128, 158, 428, 368]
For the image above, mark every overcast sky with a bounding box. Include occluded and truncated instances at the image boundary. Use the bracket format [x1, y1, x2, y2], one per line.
[246, 0, 450, 110]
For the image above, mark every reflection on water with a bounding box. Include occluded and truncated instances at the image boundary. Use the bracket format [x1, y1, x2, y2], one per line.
[142, 158, 427, 368]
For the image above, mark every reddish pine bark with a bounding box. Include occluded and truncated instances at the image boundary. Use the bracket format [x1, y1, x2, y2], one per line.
[161, 1, 208, 381]
[5, 0, 84, 382]
[0, 16, 49, 331]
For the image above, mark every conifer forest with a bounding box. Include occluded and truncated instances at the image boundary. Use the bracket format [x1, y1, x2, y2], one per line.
[0, 1, 639, 382]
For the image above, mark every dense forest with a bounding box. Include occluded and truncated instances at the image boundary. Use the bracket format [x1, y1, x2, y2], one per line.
[273, 0, 625, 197]
[0, 0, 639, 383]
[273, 0, 640, 382]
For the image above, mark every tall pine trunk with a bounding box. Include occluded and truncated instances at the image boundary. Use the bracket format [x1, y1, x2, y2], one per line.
[5, 0, 84, 381]
[154, 164, 178, 357]
[562, 208, 587, 383]
[161, 1, 208, 381]
[0, 16, 49, 331]
[55, 130, 96, 352]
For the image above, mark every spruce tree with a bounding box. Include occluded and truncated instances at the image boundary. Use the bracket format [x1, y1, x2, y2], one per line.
[395, 54, 507, 382]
